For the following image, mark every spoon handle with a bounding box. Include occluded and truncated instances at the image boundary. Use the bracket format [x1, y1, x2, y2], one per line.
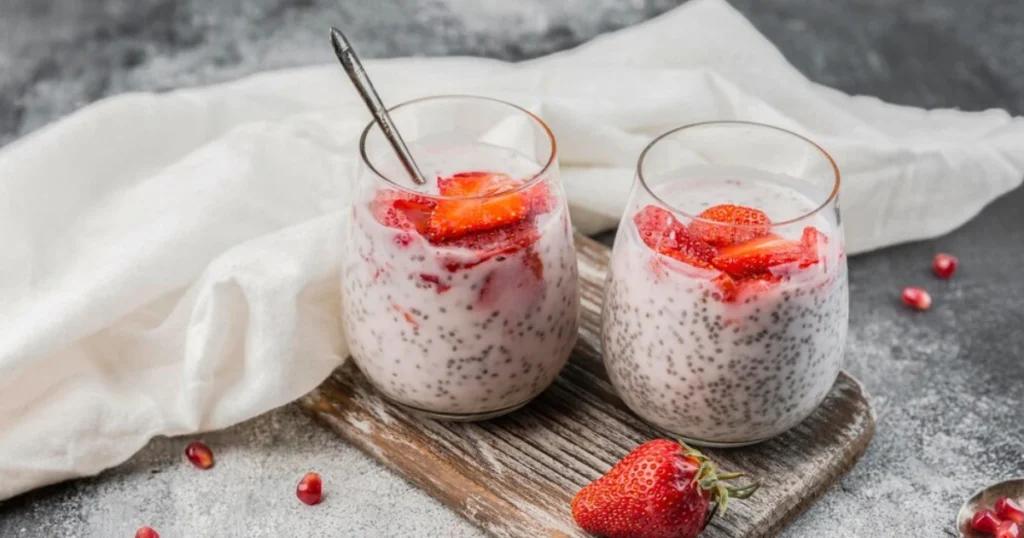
[330, 27, 427, 185]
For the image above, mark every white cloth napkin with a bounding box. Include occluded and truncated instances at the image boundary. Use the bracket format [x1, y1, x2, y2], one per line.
[2, 0, 1022, 500]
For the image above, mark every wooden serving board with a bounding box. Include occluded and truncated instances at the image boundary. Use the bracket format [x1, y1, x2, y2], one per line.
[299, 233, 875, 538]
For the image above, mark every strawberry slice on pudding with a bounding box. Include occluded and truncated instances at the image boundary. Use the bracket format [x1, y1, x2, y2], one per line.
[436, 171, 515, 197]
[427, 172, 530, 241]
[708, 226, 827, 273]
[711, 234, 806, 278]
[370, 190, 436, 234]
[435, 219, 541, 268]
[689, 203, 771, 247]
[633, 205, 716, 269]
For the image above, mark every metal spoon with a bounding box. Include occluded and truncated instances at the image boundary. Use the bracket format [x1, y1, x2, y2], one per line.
[955, 478, 1024, 536]
[329, 27, 427, 185]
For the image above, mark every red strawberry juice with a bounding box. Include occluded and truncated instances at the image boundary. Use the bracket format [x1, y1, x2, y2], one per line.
[342, 142, 579, 419]
[602, 171, 848, 445]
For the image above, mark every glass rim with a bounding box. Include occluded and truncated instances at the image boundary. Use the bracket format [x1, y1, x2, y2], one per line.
[636, 120, 841, 228]
[358, 94, 558, 201]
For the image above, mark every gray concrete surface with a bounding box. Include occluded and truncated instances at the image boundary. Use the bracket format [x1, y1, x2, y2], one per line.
[2, 0, 1023, 536]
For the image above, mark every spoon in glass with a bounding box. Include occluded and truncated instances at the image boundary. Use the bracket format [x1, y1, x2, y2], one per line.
[329, 27, 427, 186]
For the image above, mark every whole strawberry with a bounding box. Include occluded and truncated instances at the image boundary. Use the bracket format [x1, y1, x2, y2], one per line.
[571, 439, 758, 538]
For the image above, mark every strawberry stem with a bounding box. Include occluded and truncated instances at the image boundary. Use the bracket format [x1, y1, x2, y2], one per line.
[726, 482, 761, 500]
[676, 440, 760, 519]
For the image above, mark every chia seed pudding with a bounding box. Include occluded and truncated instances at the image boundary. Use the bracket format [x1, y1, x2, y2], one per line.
[342, 142, 580, 419]
[602, 171, 848, 445]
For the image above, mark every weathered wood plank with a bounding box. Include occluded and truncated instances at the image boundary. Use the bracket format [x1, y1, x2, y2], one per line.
[299, 233, 875, 538]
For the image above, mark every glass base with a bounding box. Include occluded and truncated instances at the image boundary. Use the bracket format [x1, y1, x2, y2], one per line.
[389, 397, 535, 422]
[649, 417, 804, 448]
[673, 432, 777, 449]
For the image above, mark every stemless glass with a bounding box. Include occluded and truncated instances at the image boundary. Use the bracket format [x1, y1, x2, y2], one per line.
[342, 95, 580, 421]
[601, 121, 847, 446]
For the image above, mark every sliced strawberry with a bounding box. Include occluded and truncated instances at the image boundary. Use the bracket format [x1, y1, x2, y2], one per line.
[437, 171, 515, 197]
[799, 226, 828, 268]
[427, 172, 529, 241]
[441, 171, 557, 217]
[634, 205, 679, 244]
[436, 219, 540, 271]
[393, 198, 432, 233]
[711, 234, 805, 278]
[427, 194, 529, 240]
[689, 204, 771, 247]
[438, 220, 539, 252]
[660, 229, 717, 269]
[370, 189, 436, 234]
[370, 198, 408, 229]
[633, 205, 716, 269]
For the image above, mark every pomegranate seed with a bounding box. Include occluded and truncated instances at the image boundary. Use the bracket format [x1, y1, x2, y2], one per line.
[294, 469, 321, 504]
[998, 497, 1024, 524]
[997, 520, 1021, 538]
[135, 527, 160, 538]
[973, 509, 1003, 534]
[184, 441, 214, 470]
[296, 472, 323, 505]
[933, 253, 959, 279]
[901, 287, 932, 311]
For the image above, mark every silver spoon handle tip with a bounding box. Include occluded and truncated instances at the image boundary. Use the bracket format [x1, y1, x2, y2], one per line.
[329, 27, 427, 186]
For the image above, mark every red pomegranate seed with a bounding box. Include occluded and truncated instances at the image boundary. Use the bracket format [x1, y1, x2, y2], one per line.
[135, 527, 160, 538]
[184, 441, 214, 470]
[997, 497, 1024, 524]
[296, 472, 323, 505]
[973, 509, 1003, 534]
[933, 253, 959, 279]
[901, 287, 932, 311]
[997, 520, 1021, 538]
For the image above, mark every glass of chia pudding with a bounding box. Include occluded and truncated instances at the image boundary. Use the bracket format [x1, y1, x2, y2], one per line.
[602, 121, 847, 446]
[343, 95, 580, 421]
